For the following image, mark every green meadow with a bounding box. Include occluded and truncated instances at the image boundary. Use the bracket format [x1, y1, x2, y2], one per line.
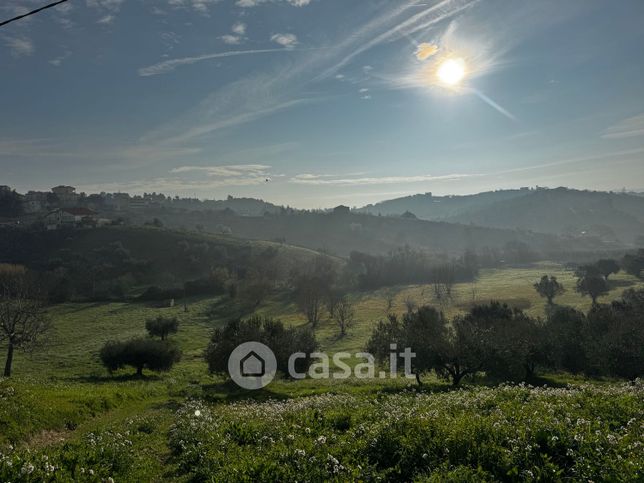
[1, 263, 643, 481]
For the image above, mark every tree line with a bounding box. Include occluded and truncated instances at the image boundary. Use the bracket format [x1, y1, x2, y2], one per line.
[367, 289, 644, 385]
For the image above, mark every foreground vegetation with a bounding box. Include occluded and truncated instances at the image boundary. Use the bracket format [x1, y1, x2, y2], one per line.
[1, 255, 643, 481]
[1, 380, 642, 481]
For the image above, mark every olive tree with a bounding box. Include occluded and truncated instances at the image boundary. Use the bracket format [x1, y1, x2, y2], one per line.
[100, 338, 181, 377]
[145, 316, 179, 340]
[533, 275, 565, 305]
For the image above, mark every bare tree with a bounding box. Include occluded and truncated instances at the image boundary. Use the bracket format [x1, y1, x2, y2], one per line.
[0, 265, 51, 377]
[332, 295, 355, 337]
[470, 281, 479, 304]
[432, 264, 456, 302]
[292, 256, 337, 328]
[404, 296, 417, 314]
[383, 290, 395, 316]
[297, 283, 325, 328]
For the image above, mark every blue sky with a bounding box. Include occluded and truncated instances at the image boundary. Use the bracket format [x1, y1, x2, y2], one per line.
[1, 0, 644, 208]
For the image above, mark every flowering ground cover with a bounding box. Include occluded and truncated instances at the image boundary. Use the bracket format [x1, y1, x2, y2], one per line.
[168, 382, 643, 481]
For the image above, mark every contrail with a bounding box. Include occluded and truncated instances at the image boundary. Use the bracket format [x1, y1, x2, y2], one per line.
[469, 87, 517, 122]
[138, 48, 294, 77]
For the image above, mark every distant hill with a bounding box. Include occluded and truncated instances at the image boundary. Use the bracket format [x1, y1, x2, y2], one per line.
[145, 208, 618, 259]
[359, 188, 644, 245]
[196, 196, 283, 216]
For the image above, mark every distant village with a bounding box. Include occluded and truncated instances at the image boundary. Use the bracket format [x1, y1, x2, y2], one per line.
[0, 185, 288, 230]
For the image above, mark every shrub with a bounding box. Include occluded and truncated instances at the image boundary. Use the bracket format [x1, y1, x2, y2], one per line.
[205, 316, 317, 377]
[99, 338, 181, 376]
[145, 316, 179, 340]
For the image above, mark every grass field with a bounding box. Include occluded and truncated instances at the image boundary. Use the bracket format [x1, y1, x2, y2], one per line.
[1, 263, 643, 481]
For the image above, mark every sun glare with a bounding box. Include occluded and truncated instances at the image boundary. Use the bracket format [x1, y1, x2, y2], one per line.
[436, 58, 466, 86]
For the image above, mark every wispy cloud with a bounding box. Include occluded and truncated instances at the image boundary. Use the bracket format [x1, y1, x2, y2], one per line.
[0, 137, 202, 168]
[138, 48, 292, 76]
[271, 33, 298, 48]
[97, 14, 115, 25]
[220, 35, 242, 45]
[316, 0, 477, 80]
[171, 164, 271, 177]
[139, 1, 483, 151]
[236, 0, 311, 7]
[492, 147, 644, 176]
[87, 0, 125, 23]
[4, 37, 34, 57]
[79, 163, 274, 194]
[49, 50, 71, 67]
[290, 173, 476, 186]
[602, 114, 644, 140]
[232, 22, 246, 35]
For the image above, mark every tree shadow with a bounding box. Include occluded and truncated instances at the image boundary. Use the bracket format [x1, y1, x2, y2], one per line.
[608, 279, 635, 289]
[55, 302, 104, 313]
[69, 373, 163, 384]
[201, 379, 290, 402]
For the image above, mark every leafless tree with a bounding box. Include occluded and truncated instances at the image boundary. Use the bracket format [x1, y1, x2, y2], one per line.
[332, 295, 355, 337]
[432, 264, 456, 303]
[0, 265, 51, 377]
[383, 290, 395, 316]
[404, 296, 417, 314]
[292, 256, 337, 328]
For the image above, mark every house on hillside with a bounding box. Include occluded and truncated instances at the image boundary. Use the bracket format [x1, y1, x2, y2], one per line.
[45, 207, 98, 229]
[51, 185, 79, 208]
[333, 205, 351, 215]
[22, 191, 48, 214]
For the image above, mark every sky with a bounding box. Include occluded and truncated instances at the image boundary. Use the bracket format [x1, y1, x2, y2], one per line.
[1, 0, 644, 209]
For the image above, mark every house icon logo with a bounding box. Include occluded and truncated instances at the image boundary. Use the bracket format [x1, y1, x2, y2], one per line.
[240, 350, 265, 377]
[228, 342, 277, 390]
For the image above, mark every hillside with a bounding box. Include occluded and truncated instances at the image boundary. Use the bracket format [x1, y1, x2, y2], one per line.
[0, 226, 326, 300]
[134, 208, 617, 258]
[360, 187, 644, 244]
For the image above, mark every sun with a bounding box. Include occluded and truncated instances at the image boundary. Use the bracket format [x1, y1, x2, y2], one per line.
[436, 58, 466, 86]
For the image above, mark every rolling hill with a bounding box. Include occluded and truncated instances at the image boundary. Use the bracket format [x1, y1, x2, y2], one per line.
[146, 207, 617, 258]
[359, 187, 644, 244]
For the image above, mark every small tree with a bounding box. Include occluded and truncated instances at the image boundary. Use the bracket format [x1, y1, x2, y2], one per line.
[145, 316, 179, 340]
[292, 256, 337, 328]
[0, 265, 52, 377]
[576, 272, 609, 305]
[404, 296, 417, 314]
[595, 259, 620, 280]
[367, 306, 485, 386]
[204, 316, 317, 377]
[622, 249, 644, 278]
[463, 302, 546, 381]
[383, 290, 395, 316]
[582, 289, 644, 380]
[332, 295, 355, 337]
[100, 338, 181, 377]
[533, 275, 565, 305]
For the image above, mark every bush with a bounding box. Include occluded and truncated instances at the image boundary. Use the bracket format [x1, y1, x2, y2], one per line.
[367, 303, 545, 385]
[205, 316, 317, 377]
[99, 338, 181, 376]
[145, 316, 179, 340]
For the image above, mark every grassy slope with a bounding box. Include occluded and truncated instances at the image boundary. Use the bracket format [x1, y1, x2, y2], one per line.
[7, 262, 644, 377]
[1, 263, 642, 480]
